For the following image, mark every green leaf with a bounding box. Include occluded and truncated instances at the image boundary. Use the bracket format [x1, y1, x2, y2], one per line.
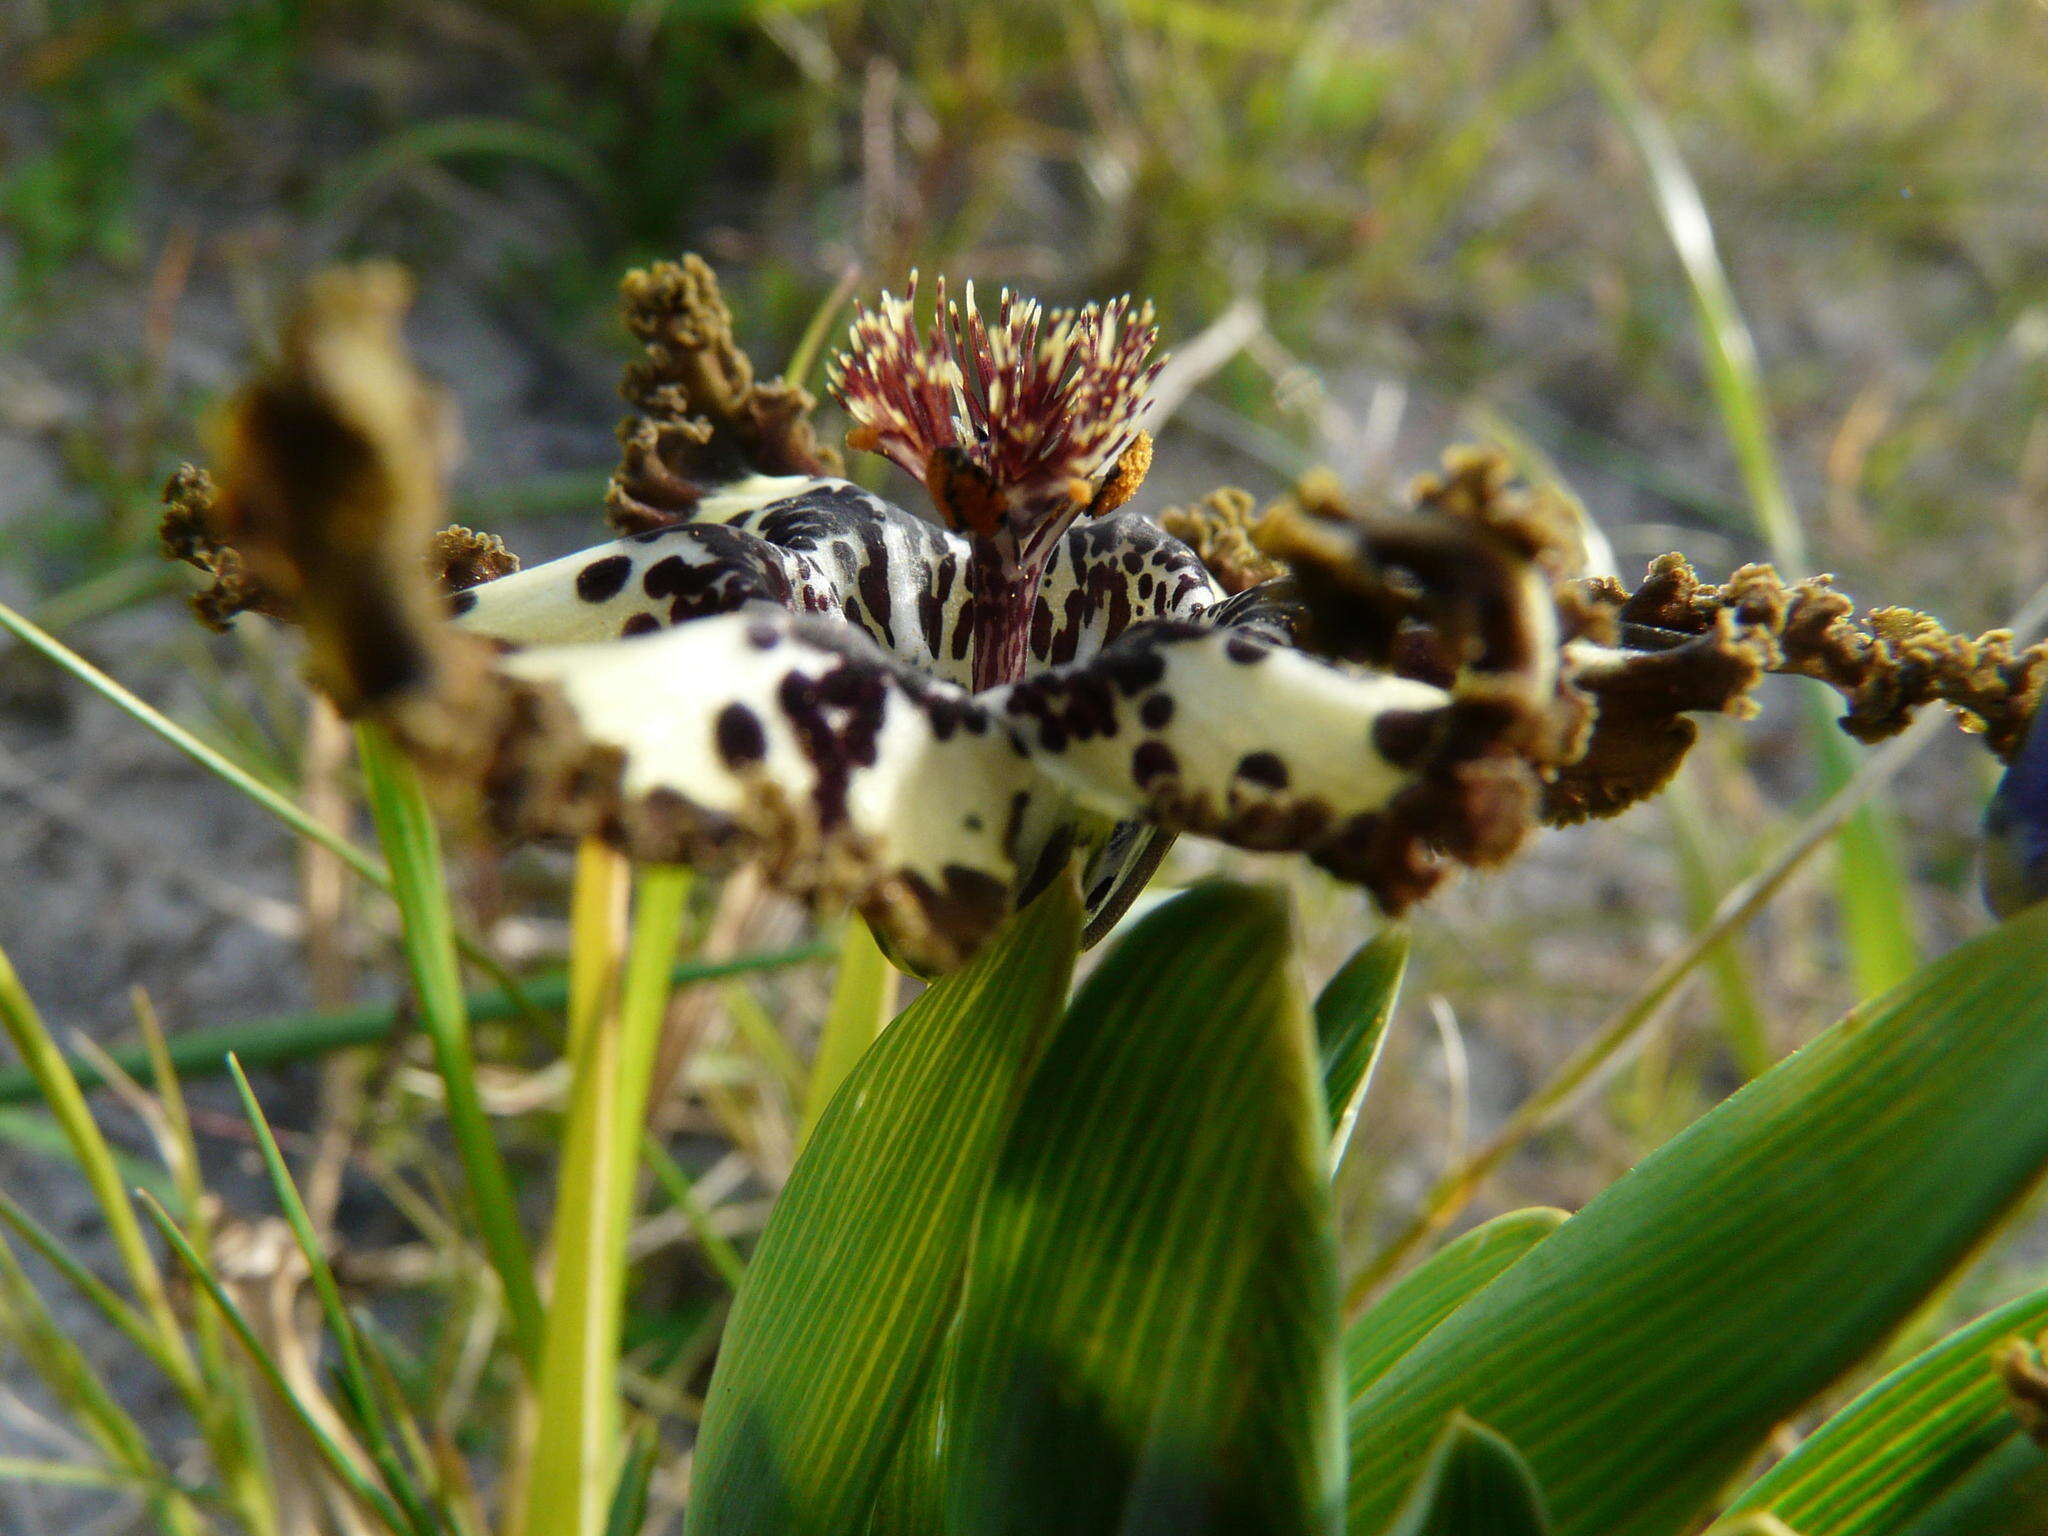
[356, 722, 543, 1369]
[1724, 1285, 2048, 1535]
[937, 883, 1340, 1536]
[1382, 1414, 1550, 1536]
[1347, 1208, 1567, 1400]
[1346, 900, 2048, 1536]
[1318, 926, 1408, 1163]
[1885, 1439, 2048, 1536]
[685, 877, 1084, 1535]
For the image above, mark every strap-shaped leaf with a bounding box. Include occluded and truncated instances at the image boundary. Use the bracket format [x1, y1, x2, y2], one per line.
[685, 876, 1083, 1535]
[1347, 900, 2048, 1536]
[1318, 927, 1409, 1163]
[936, 883, 1341, 1536]
[1878, 1439, 2048, 1536]
[1382, 1414, 1550, 1536]
[1722, 1285, 2048, 1535]
[1347, 1209, 1567, 1399]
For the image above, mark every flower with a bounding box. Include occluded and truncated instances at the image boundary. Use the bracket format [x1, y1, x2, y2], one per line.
[162, 258, 2048, 972]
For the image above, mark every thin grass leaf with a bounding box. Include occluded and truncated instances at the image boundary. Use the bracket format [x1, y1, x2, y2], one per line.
[644, 1135, 747, 1293]
[1663, 773, 1770, 1077]
[1723, 1285, 2048, 1535]
[1317, 927, 1408, 1166]
[0, 1226, 200, 1534]
[782, 266, 862, 392]
[226, 1057, 440, 1536]
[520, 862, 691, 1536]
[686, 877, 1083, 1535]
[137, 994, 288, 1536]
[722, 981, 805, 1099]
[0, 1188, 185, 1384]
[0, 941, 200, 1392]
[0, 1457, 195, 1496]
[603, 1421, 661, 1536]
[314, 115, 615, 220]
[799, 917, 896, 1147]
[1382, 1414, 1550, 1536]
[356, 722, 543, 1369]
[0, 1105, 174, 1200]
[936, 883, 1341, 1536]
[0, 597, 540, 1017]
[353, 1308, 476, 1536]
[0, 944, 831, 1108]
[140, 1191, 415, 1535]
[1346, 900, 2048, 1536]
[1565, 1, 1919, 998]
[1346, 1208, 1568, 1400]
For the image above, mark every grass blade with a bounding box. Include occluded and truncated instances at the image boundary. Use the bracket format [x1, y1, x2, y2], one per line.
[0, 1188, 185, 1384]
[356, 722, 543, 1369]
[0, 941, 200, 1394]
[0, 597, 540, 1019]
[644, 1135, 747, 1293]
[1565, 2, 1919, 998]
[603, 1420, 661, 1536]
[0, 1227, 201, 1534]
[0, 944, 831, 1109]
[140, 1192, 415, 1535]
[226, 1057, 438, 1536]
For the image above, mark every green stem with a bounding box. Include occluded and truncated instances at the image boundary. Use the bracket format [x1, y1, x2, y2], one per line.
[520, 863, 691, 1536]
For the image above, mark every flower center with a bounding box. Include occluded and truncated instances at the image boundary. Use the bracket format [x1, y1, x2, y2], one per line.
[829, 277, 1161, 690]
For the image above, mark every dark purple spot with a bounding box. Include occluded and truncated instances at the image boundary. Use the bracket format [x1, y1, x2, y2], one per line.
[714, 703, 768, 768]
[1235, 751, 1288, 789]
[576, 555, 633, 603]
[1132, 740, 1178, 786]
[1098, 645, 1167, 696]
[1139, 693, 1175, 730]
[642, 556, 685, 598]
[1373, 710, 1436, 768]
[449, 589, 478, 616]
[621, 613, 661, 637]
[1226, 634, 1268, 665]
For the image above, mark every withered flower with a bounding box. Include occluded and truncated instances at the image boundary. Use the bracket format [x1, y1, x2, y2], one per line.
[163, 258, 2046, 973]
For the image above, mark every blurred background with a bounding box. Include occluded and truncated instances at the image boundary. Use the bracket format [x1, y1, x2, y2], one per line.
[2, 0, 2047, 1525]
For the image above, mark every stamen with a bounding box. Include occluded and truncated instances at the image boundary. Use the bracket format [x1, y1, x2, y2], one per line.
[829, 276, 1164, 690]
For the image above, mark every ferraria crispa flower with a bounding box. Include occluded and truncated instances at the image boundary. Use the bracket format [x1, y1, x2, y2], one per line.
[161, 258, 2048, 972]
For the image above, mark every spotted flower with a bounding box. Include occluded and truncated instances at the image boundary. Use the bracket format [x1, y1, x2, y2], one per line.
[162, 259, 2048, 972]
